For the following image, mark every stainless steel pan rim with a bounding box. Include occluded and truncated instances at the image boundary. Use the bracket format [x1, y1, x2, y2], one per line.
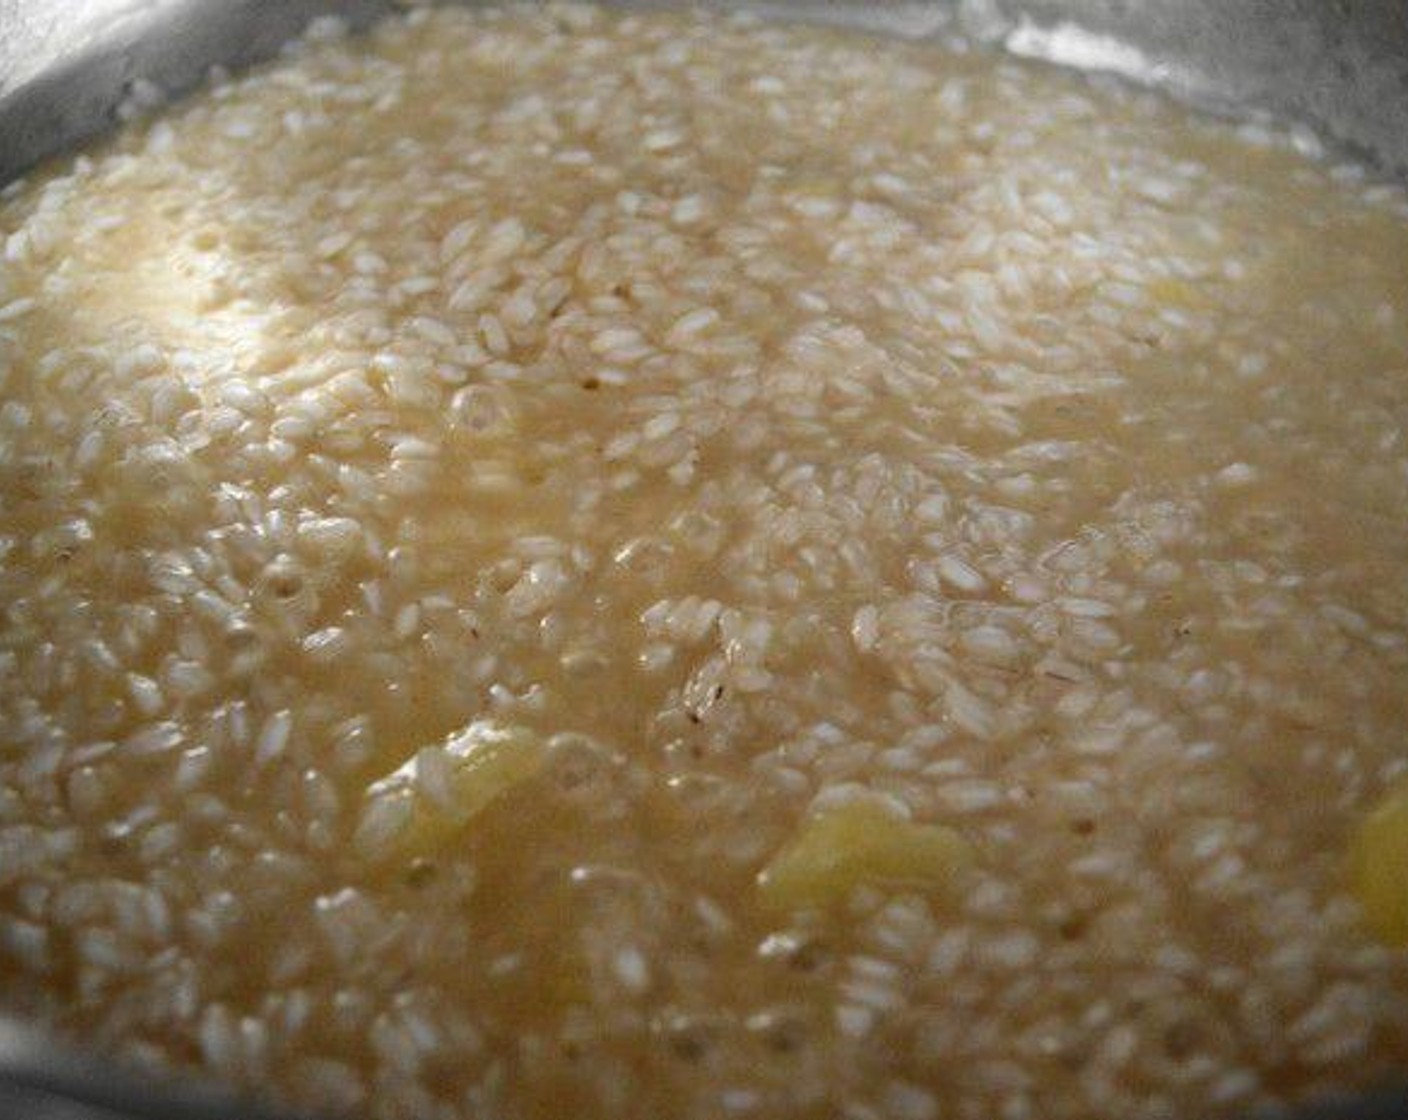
[0, 2, 1405, 1118]
[3, 1, 1407, 188]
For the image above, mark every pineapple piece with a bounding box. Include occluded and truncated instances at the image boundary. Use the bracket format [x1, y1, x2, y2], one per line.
[354, 720, 545, 862]
[1146, 277, 1203, 308]
[758, 797, 973, 912]
[1350, 783, 1408, 948]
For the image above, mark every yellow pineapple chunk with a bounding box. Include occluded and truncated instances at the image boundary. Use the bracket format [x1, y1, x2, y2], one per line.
[1351, 783, 1408, 947]
[1146, 277, 1203, 308]
[354, 720, 545, 862]
[758, 797, 973, 912]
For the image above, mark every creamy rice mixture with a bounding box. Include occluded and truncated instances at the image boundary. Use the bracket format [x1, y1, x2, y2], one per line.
[2, 6, 1408, 1119]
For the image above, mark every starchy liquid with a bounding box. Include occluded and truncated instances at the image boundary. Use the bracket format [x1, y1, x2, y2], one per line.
[2, 6, 1408, 1119]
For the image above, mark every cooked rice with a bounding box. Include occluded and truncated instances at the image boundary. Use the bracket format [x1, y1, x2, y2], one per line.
[2, 4, 1408, 1119]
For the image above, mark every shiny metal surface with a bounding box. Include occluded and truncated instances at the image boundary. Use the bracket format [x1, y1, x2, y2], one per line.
[1, 1, 1407, 185]
[0, 1, 1405, 1117]
[0, 1011, 308, 1120]
[0, 0, 390, 185]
